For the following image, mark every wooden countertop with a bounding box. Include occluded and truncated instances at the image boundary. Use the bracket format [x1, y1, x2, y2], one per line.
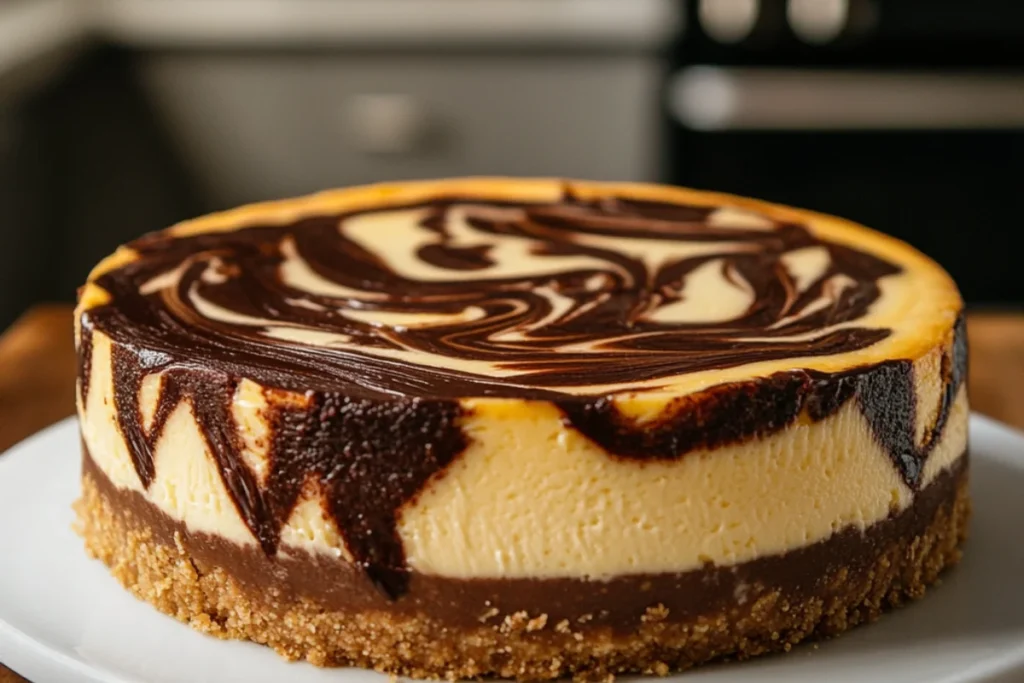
[2, 304, 1023, 682]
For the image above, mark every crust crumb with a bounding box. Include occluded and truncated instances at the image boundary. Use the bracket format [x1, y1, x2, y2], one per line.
[642, 604, 670, 623]
[501, 611, 530, 634]
[526, 614, 549, 632]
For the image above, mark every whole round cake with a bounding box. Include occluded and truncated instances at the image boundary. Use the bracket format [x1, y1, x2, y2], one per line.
[74, 178, 969, 680]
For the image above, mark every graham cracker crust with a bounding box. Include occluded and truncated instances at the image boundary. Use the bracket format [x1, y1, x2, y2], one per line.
[74, 465, 970, 681]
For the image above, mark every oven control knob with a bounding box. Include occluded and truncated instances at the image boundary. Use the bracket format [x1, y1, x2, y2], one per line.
[787, 0, 875, 44]
[698, 0, 761, 44]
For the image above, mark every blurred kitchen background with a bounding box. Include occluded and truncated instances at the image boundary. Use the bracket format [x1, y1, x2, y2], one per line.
[0, 0, 1021, 330]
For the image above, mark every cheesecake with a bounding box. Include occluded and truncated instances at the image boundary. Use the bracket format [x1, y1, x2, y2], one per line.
[74, 178, 969, 680]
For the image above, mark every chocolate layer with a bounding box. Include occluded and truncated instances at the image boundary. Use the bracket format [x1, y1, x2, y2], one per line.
[82, 442, 968, 634]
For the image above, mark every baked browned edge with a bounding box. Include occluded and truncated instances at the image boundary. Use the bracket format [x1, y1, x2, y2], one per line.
[74, 445, 970, 682]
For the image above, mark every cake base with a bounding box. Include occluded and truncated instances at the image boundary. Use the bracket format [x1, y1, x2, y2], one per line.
[75, 458, 970, 681]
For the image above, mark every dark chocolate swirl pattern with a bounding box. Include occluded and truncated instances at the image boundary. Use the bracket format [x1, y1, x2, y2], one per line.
[80, 190, 966, 599]
[86, 194, 901, 400]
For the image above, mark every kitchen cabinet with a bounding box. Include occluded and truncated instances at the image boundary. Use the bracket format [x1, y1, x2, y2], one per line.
[137, 52, 666, 207]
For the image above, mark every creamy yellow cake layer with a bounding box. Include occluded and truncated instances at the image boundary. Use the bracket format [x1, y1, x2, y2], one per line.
[78, 326, 967, 578]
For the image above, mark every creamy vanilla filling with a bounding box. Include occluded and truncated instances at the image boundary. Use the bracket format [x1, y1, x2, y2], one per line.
[78, 327, 967, 580]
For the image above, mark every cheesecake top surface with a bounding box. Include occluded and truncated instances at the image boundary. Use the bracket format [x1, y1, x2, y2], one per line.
[78, 178, 962, 401]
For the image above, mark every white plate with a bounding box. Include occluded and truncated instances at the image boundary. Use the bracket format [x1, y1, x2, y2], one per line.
[1, 416, 1023, 683]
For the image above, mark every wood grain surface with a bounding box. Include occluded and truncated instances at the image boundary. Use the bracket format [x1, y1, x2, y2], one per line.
[1, 305, 1022, 682]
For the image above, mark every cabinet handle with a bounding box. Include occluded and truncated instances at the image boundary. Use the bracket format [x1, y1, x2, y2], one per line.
[669, 67, 1024, 130]
[345, 94, 428, 155]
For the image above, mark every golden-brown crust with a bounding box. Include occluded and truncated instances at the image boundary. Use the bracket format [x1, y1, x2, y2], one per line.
[75, 466, 969, 681]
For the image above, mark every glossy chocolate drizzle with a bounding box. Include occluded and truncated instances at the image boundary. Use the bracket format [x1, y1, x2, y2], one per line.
[87, 195, 902, 400]
[79, 191, 966, 598]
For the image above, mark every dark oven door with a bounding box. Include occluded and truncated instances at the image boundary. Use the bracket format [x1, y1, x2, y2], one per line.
[666, 67, 1024, 307]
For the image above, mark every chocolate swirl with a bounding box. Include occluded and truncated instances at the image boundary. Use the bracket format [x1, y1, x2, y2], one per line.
[79, 188, 967, 599]
[86, 194, 901, 399]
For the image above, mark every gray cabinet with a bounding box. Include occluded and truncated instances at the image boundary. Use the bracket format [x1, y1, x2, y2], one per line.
[139, 52, 667, 207]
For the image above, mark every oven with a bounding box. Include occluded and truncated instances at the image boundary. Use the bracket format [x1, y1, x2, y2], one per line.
[665, 0, 1024, 306]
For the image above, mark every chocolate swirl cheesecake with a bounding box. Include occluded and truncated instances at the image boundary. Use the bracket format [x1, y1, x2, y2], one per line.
[74, 178, 969, 680]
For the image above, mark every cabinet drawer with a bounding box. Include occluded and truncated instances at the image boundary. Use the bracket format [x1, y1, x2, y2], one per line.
[139, 52, 664, 206]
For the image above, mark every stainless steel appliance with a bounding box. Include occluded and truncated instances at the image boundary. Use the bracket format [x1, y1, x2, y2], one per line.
[666, 0, 1024, 305]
